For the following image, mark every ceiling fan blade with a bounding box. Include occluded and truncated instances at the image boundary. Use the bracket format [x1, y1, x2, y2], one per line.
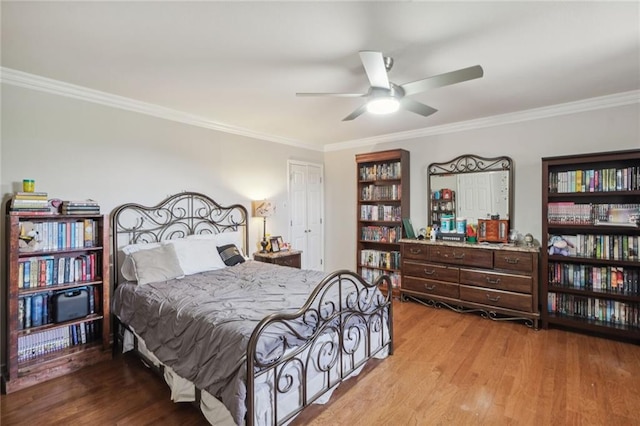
[359, 51, 390, 89]
[296, 92, 366, 97]
[342, 104, 368, 121]
[401, 98, 438, 117]
[400, 65, 484, 97]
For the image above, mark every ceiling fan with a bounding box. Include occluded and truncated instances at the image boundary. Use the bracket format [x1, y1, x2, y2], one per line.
[296, 51, 483, 121]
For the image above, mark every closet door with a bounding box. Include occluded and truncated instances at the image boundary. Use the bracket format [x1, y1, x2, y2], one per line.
[289, 161, 324, 271]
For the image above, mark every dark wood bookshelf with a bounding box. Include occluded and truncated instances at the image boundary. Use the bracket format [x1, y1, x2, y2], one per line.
[2, 208, 112, 393]
[541, 149, 640, 342]
[356, 149, 410, 297]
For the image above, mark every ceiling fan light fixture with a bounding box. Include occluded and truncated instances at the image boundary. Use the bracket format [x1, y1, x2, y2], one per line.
[367, 97, 400, 114]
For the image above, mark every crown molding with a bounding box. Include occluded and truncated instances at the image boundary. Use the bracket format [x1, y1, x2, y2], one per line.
[2, 67, 637, 154]
[0, 67, 323, 152]
[324, 90, 640, 152]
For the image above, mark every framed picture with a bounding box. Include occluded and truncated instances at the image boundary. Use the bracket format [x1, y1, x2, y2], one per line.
[269, 236, 282, 252]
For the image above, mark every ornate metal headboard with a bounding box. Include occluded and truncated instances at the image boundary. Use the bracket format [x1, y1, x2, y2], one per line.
[110, 191, 248, 286]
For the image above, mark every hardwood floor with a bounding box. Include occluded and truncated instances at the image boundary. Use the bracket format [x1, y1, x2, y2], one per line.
[3, 301, 639, 425]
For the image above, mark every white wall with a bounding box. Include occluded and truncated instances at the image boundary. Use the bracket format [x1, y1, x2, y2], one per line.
[324, 104, 639, 271]
[1, 84, 323, 250]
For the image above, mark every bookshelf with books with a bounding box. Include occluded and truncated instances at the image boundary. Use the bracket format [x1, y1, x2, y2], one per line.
[541, 149, 640, 341]
[356, 149, 410, 297]
[2, 205, 111, 393]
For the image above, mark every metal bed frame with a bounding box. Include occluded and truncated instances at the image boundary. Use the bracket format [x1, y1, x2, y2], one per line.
[110, 192, 393, 425]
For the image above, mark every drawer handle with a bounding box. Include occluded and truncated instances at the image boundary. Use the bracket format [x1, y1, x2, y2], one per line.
[409, 248, 423, 254]
[485, 277, 501, 285]
[486, 294, 501, 302]
[424, 284, 436, 291]
[453, 252, 465, 259]
[504, 257, 519, 264]
[423, 269, 436, 276]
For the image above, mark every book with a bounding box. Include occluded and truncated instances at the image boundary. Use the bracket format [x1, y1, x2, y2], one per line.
[402, 218, 416, 239]
[31, 294, 43, 327]
[61, 200, 99, 207]
[15, 191, 48, 197]
[18, 298, 25, 330]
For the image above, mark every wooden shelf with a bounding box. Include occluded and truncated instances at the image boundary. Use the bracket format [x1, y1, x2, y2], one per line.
[356, 149, 409, 296]
[541, 149, 640, 341]
[2, 207, 112, 393]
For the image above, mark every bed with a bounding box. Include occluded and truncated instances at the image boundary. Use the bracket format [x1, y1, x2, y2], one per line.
[110, 192, 393, 425]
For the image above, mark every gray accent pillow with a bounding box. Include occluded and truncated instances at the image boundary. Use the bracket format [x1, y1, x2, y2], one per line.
[217, 244, 245, 266]
[130, 243, 185, 285]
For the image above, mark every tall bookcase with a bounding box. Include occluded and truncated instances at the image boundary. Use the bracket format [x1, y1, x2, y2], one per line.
[356, 149, 410, 297]
[541, 149, 640, 341]
[2, 209, 111, 393]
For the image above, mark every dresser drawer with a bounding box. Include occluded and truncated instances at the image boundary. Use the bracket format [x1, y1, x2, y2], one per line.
[429, 246, 493, 268]
[459, 285, 532, 312]
[403, 277, 460, 299]
[403, 244, 429, 261]
[493, 250, 534, 273]
[403, 260, 459, 283]
[460, 269, 532, 294]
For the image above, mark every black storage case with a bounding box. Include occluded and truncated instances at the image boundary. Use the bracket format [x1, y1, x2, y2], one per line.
[53, 287, 89, 323]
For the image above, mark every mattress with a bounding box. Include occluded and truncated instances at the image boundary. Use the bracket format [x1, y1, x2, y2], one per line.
[113, 261, 388, 425]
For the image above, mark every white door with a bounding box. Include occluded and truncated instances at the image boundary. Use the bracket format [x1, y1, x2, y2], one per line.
[288, 161, 324, 271]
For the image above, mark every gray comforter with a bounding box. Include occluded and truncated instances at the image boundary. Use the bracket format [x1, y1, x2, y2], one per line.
[112, 261, 332, 424]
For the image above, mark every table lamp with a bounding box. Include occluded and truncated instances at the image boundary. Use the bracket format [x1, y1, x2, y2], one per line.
[252, 200, 275, 253]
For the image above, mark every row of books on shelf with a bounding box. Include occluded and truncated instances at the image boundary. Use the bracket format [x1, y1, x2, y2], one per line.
[19, 219, 98, 253]
[360, 204, 402, 222]
[18, 253, 99, 288]
[18, 286, 100, 330]
[360, 226, 401, 243]
[360, 267, 401, 289]
[17, 321, 102, 362]
[360, 184, 402, 201]
[359, 161, 402, 181]
[547, 203, 639, 226]
[548, 166, 640, 193]
[547, 293, 639, 329]
[360, 249, 401, 270]
[549, 234, 639, 262]
[548, 263, 639, 295]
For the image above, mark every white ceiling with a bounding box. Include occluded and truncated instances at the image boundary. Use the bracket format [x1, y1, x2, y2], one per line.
[2, 1, 639, 151]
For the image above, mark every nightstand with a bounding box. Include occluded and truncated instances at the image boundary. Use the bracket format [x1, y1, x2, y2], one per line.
[253, 250, 302, 269]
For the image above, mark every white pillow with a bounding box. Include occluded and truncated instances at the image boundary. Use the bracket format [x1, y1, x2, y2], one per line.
[188, 231, 246, 256]
[120, 242, 162, 281]
[164, 238, 226, 275]
[130, 244, 185, 285]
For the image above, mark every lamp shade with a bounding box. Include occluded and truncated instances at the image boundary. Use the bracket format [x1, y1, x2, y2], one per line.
[252, 200, 275, 217]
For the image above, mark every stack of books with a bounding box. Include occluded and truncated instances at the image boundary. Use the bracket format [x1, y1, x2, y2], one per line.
[61, 200, 100, 215]
[10, 192, 51, 213]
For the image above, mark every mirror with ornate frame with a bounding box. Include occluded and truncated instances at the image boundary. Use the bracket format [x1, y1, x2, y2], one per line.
[427, 154, 514, 229]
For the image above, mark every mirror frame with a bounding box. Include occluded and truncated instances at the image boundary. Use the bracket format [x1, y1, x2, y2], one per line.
[427, 154, 514, 227]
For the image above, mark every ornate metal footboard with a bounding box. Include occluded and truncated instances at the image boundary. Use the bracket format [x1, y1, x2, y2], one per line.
[111, 192, 393, 425]
[246, 271, 393, 426]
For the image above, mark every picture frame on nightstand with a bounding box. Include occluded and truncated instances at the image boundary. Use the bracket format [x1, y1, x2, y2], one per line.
[269, 236, 282, 252]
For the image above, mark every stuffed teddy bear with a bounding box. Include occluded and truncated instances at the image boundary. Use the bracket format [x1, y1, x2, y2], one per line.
[18, 221, 40, 252]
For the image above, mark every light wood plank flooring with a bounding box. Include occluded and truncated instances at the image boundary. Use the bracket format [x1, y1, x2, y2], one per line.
[2, 300, 639, 425]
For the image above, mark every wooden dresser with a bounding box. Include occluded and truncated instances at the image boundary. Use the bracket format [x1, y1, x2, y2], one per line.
[400, 239, 540, 328]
